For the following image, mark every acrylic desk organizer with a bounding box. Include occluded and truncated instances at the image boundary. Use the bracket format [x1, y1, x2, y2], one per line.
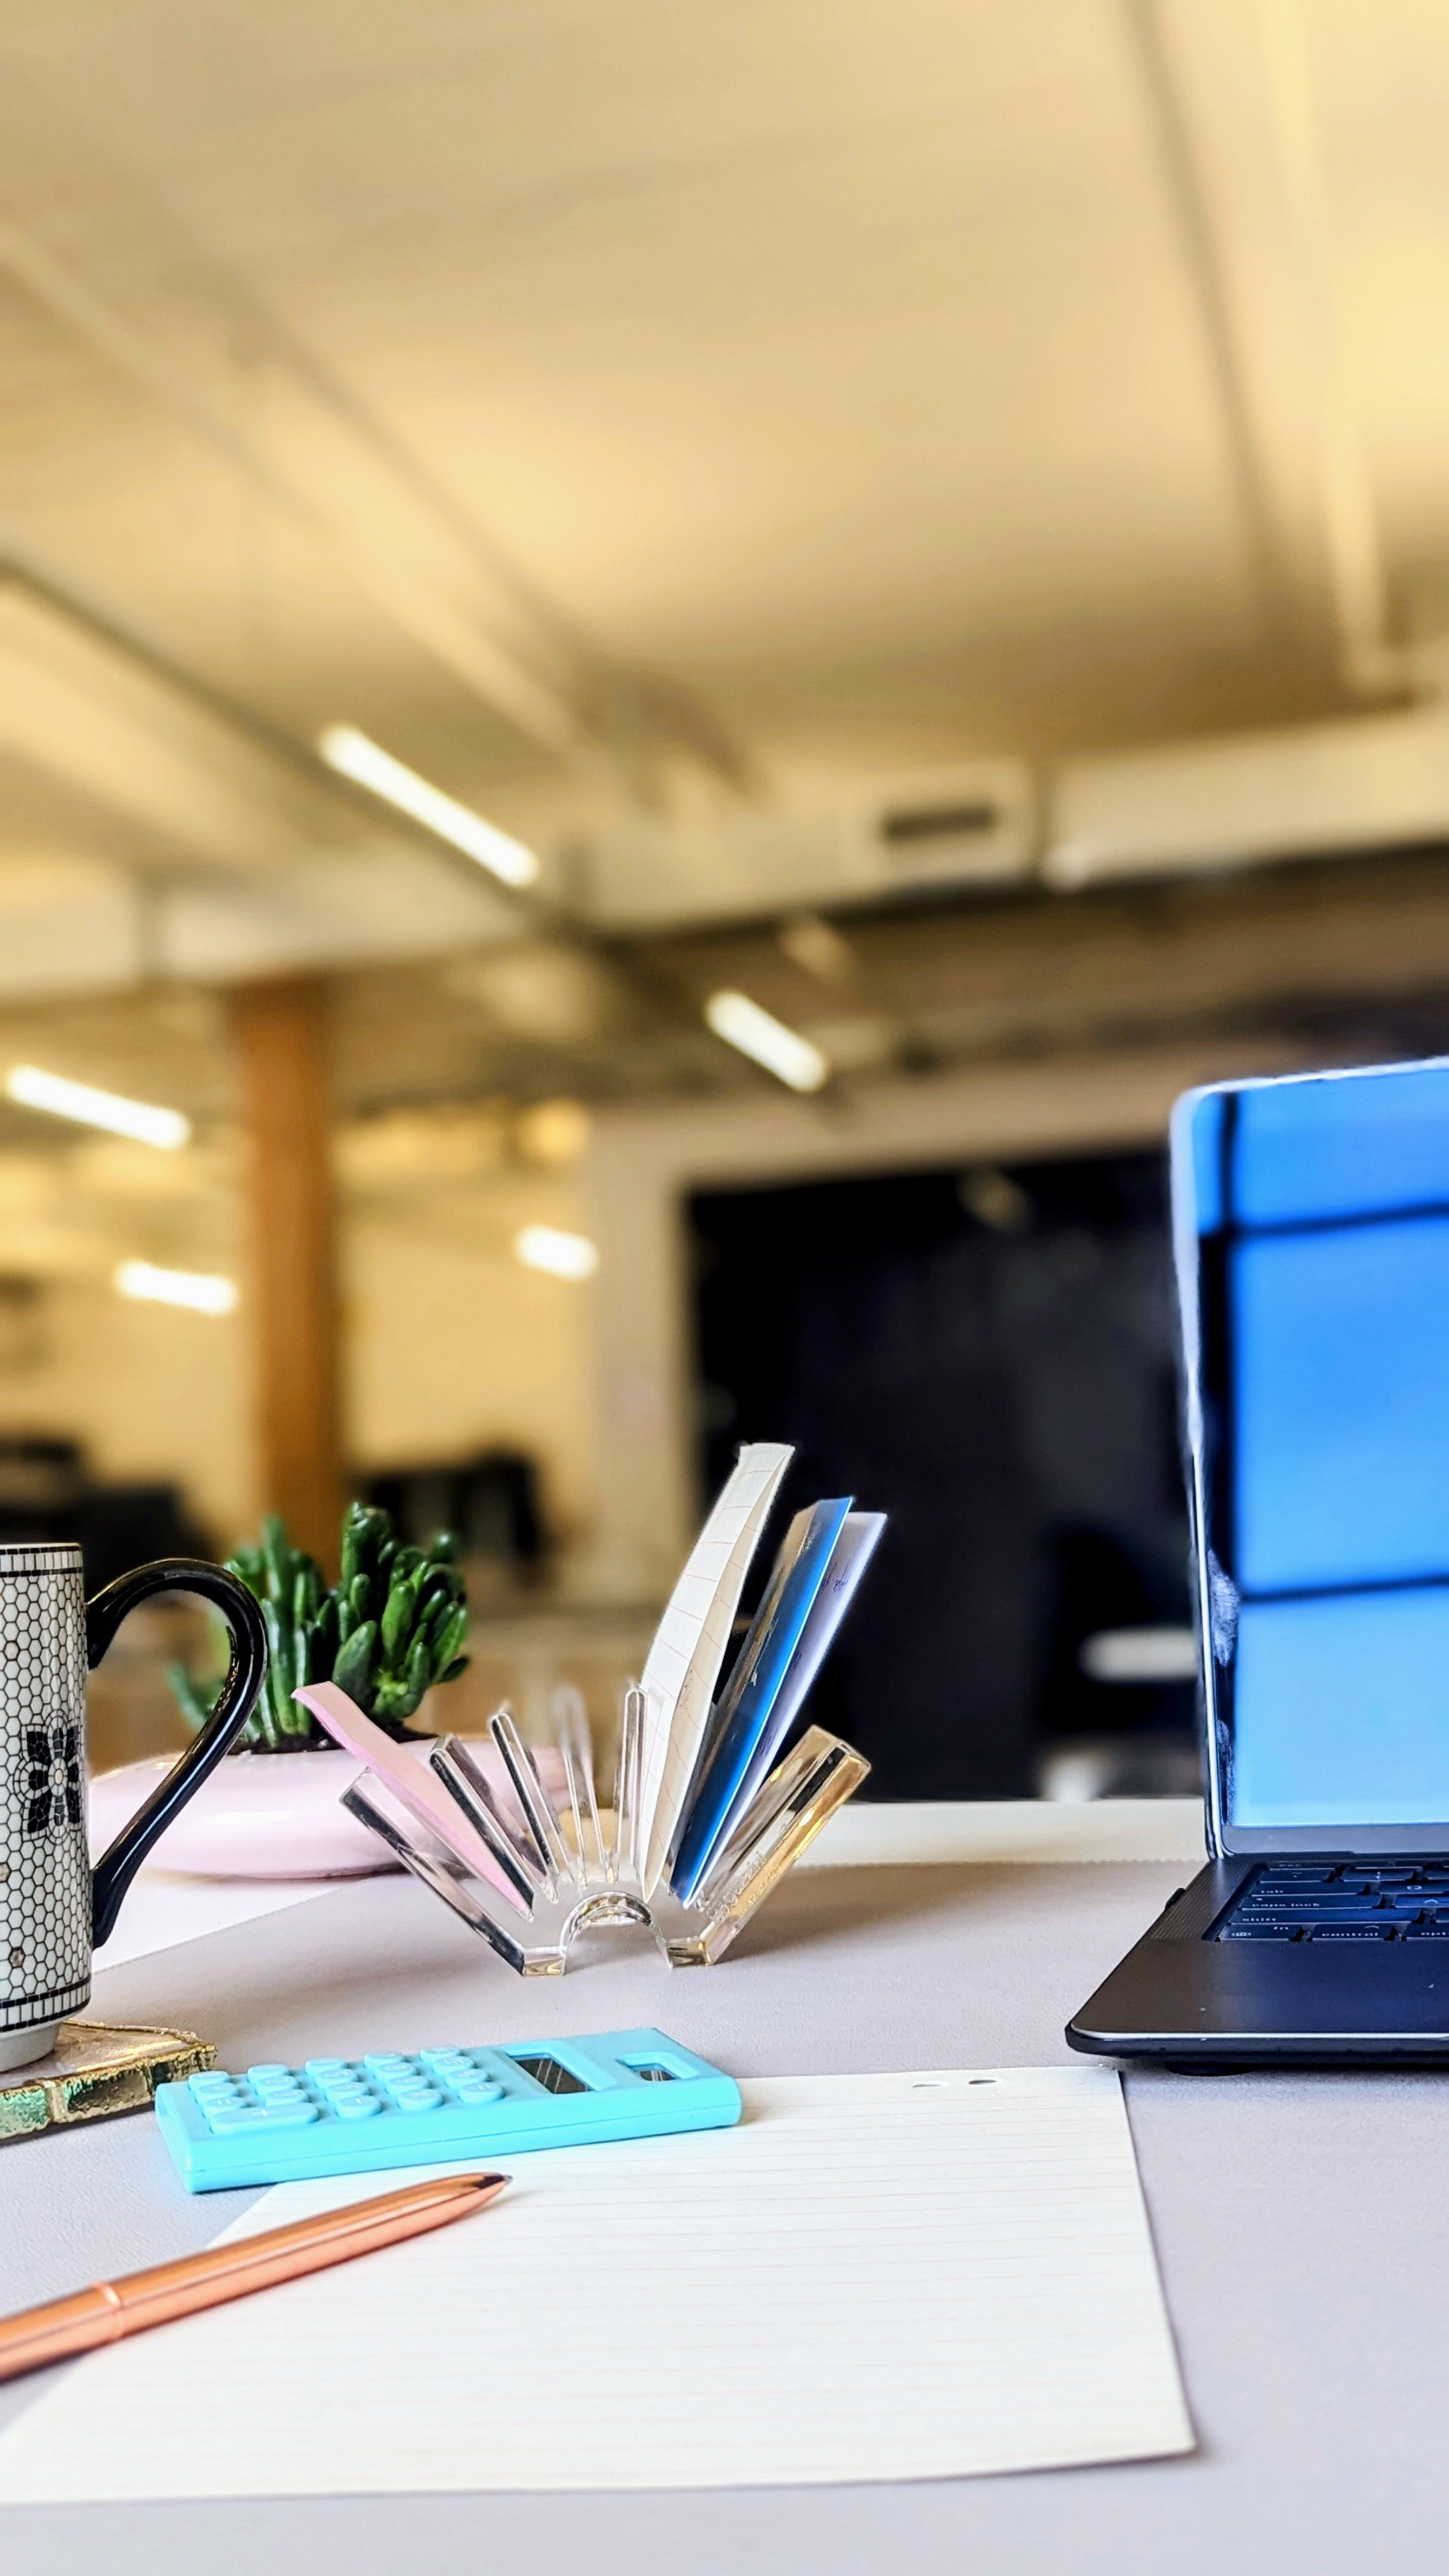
[337, 1684, 868, 1972]
[302, 1443, 881, 1974]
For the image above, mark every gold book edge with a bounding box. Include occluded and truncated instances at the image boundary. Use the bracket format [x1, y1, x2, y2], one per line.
[0, 2022, 215, 2142]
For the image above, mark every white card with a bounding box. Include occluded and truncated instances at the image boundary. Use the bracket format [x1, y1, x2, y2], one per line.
[634, 1440, 792, 1894]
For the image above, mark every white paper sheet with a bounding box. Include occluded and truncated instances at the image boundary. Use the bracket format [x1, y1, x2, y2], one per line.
[93, 1869, 326, 1968]
[0, 2067, 1192, 2501]
[636, 1439, 792, 1894]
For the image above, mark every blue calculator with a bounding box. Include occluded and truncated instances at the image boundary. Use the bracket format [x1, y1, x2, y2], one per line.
[153, 2025, 741, 2192]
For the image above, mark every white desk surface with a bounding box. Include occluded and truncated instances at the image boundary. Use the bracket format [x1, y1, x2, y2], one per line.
[7, 1797, 1438, 2575]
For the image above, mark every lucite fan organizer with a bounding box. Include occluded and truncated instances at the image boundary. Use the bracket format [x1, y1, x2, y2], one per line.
[341, 1685, 870, 1974]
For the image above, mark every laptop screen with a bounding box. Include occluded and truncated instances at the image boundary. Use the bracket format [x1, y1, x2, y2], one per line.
[1177, 1060, 1449, 1840]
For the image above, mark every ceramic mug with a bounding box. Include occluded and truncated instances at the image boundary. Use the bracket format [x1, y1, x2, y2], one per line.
[0, 1543, 268, 2071]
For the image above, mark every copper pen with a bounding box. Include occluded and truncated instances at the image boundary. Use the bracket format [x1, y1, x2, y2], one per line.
[0, 2169, 509, 2384]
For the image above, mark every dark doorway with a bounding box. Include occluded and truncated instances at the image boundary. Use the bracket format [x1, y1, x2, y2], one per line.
[688, 1147, 1197, 1800]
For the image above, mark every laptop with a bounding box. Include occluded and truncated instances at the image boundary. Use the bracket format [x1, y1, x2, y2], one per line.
[1068, 1056, 1449, 2069]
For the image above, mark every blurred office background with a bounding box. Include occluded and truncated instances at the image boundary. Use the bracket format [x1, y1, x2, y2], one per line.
[3, 3, 1449, 1790]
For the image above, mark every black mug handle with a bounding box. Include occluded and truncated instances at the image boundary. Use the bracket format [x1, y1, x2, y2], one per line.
[88, 1559, 269, 1948]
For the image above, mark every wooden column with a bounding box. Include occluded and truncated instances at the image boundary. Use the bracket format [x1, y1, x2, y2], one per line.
[231, 976, 344, 1570]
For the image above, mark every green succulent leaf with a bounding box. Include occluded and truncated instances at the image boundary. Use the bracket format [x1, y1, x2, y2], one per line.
[380, 1568, 422, 1666]
[432, 1604, 470, 1676]
[227, 1545, 265, 1594]
[167, 1659, 220, 1733]
[260, 1513, 293, 1604]
[313, 1593, 339, 1666]
[333, 1618, 379, 1713]
[402, 1630, 432, 1713]
[339, 1507, 366, 1593]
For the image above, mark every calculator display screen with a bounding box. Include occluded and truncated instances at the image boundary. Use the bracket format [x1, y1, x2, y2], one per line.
[511, 2054, 590, 2095]
[1177, 1059, 1449, 1847]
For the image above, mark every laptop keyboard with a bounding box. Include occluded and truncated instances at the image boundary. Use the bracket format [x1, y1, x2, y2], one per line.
[1215, 1862, 1449, 1942]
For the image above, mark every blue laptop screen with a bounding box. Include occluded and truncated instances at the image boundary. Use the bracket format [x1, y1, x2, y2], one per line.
[1183, 1064, 1449, 1830]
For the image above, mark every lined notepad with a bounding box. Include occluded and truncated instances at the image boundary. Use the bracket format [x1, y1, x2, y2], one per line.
[0, 2068, 1192, 2501]
[635, 1439, 793, 1894]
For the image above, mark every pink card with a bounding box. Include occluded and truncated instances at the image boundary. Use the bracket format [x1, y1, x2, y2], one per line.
[294, 1682, 529, 1913]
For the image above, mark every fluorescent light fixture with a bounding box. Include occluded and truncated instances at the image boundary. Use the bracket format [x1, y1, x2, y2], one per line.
[114, 1260, 238, 1316]
[514, 1223, 599, 1281]
[704, 990, 829, 1092]
[6, 1064, 190, 1151]
[318, 724, 540, 888]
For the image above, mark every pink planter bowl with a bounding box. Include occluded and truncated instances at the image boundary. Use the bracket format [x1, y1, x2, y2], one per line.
[89, 1740, 565, 1882]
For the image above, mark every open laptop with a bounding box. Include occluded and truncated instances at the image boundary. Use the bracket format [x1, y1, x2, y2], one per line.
[1068, 1056, 1449, 2069]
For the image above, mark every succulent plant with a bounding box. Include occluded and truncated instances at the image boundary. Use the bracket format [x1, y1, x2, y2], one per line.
[168, 1501, 470, 1752]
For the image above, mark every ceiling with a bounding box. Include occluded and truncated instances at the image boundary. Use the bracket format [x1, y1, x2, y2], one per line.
[4, 1, 1449, 1035]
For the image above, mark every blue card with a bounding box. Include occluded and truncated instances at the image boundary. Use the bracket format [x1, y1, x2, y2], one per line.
[670, 1498, 853, 1900]
[700, 1510, 885, 1866]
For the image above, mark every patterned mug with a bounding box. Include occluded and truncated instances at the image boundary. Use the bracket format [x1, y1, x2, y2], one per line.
[0, 1544, 267, 2070]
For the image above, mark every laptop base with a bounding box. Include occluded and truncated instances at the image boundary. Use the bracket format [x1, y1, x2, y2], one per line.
[1066, 1862, 1449, 2070]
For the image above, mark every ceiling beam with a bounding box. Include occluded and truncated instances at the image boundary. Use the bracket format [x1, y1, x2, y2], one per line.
[0, 222, 750, 791]
[1126, 0, 1413, 701]
[1124, 0, 1298, 644]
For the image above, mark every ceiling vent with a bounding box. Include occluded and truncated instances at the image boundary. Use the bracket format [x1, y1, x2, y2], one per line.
[860, 766, 1036, 889]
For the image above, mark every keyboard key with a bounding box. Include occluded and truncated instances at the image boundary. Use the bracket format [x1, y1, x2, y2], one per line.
[1241, 1906, 1383, 1924]
[1231, 1922, 1321, 1935]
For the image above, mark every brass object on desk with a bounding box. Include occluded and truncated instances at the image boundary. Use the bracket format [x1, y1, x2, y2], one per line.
[0, 2021, 215, 2143]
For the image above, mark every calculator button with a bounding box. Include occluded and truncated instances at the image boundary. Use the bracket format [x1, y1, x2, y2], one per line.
[391, 2088, 443, 2112]
[331, 2094, 384, 2120]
